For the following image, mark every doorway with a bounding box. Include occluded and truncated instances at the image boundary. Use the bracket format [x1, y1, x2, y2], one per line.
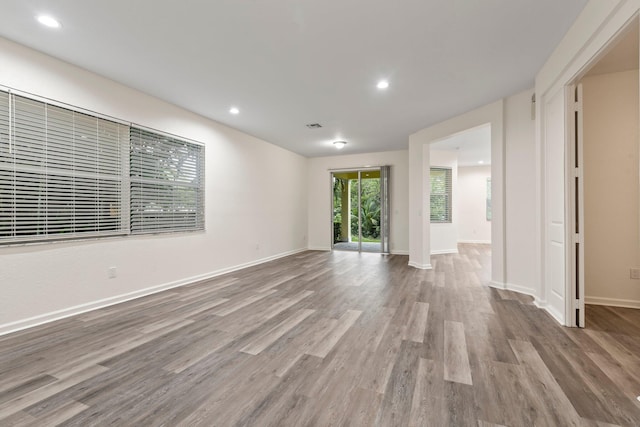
[428, 124, 492, 255]
[331, 167, 390, 253]
[567, 17, 640, 327]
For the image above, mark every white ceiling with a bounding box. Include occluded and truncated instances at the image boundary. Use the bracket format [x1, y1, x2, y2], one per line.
[0, 1, 587, 157]
[430, 123, 492, 167]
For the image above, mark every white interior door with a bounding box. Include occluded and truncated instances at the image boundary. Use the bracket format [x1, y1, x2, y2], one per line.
[544, 87, 569, 324]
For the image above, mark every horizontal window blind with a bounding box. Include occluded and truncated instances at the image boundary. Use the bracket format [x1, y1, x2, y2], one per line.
[430, 167, 452, 223]
[130, 127, 204, 233]
[0, 90, 129, 243]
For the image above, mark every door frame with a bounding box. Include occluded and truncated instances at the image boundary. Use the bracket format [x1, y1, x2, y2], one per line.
[563, 13, 639, 327]
[565, 83, 585, 327]
[330, 166, 389, 253]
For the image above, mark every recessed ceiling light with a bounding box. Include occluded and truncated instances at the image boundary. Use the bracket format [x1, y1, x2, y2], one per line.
[478, 160, 484, 164]
[229, 107, 239, 115]
[333, 141, 347, 149]
[376, 80, 389, 90]
[36, 15, 61, 29]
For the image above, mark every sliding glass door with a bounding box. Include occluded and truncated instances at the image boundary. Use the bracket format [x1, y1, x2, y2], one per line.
[331, 166, 389, 253]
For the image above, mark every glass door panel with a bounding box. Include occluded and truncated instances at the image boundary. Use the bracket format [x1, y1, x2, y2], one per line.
[359, 170, 382, 253]
[331, 168, 387, 253]
[332, 171, 357, 251]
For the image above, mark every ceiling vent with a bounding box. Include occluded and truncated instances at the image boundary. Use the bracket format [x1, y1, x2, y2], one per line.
[306, 123, 322, 129]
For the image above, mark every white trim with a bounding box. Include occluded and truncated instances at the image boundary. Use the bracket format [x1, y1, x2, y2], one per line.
[431, 249, 459, 255]
[308, 246, 331, 251]
[504, 282, 538, 298]
[489, 281, 539, 299]
[457, 240, 491, 244]
[488, 281, 505, 289]
[408, 261, 433, 270]
[533, 298, 565, 325]
[585, 296, 640, 309]
[0, 84, 130, 126]
[391, 249, 409, 255]
[0, 248, 307, 336]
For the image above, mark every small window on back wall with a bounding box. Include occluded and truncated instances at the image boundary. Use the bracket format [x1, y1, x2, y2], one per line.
[430, 167, 452, 223]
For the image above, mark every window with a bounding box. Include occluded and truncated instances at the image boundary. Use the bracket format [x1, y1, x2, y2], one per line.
[130, 127, 204, 234]
[0, 89, 205, 244]
[0, 91, 128, 243]
[430, 167, 452, 223]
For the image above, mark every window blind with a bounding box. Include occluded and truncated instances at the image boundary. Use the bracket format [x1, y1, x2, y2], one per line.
[0, 91, 129, 243]
[430, 167, 452, 223]
[130, 127, 204, 233]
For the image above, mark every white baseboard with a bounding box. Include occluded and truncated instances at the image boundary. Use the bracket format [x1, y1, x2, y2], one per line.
[307, 246, 331, 251]
[504, 282, 537, 298]
[490, 282, 565, 325]
[585, 296, 640, 309]
[533, 299, 565, 325]
[390, 250, 409, 255]
[490, 281, 538, 298]
[458, 240, 491, 244]
[431, 249, 458, 255]
[0, 247, 308, 337]
[408, 261, 433, 270]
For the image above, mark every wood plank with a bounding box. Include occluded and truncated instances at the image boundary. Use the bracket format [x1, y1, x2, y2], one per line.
[306, 310, 362, 358]
[0, 365, 108, 419]
[26, 400, 88, 426]
[402, 301, 429, 343]
[210, 289, 278, 316]
[409, 358, 444, 427]
[444, 320, 473, 385]
[240, 309, 315, 355]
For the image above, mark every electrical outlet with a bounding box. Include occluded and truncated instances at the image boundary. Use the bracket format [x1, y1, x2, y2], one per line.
[108, 267, 117, 279]
[630, 268, 640, 280]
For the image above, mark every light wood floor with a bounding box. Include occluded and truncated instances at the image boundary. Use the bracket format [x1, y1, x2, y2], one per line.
[1, 244, 640, 426]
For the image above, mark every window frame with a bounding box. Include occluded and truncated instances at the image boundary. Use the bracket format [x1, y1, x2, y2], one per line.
[429, 166, 452, 224]
[0, 87, 205, 246]
[0, 89, 131, 244]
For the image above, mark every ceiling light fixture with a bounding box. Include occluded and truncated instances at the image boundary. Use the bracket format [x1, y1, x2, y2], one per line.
[333, 141, 347, 149]
[478, 160, 484, 164]
[376, 80, 389, 90]
[229, 107, 239, 115]
[36, 15, 61, 28]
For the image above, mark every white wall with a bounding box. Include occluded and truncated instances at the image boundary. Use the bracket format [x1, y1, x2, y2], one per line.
[458, 165, 491, 244]
[505, 89, 537, 296]
[306, 150, 409, 254]
[0, 37, 309, 334]
[535, 0, 640, 325]
[430, 149, 459, 254]
[582, 69, 640, 308]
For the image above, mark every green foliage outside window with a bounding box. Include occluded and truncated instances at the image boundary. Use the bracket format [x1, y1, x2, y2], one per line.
[430, 167, 451, 223]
